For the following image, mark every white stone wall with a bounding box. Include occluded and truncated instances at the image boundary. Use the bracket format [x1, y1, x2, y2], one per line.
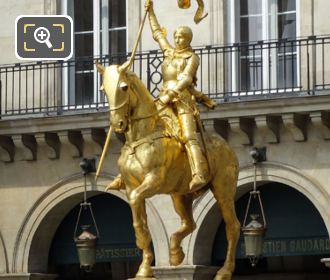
[299, 0, 330, 37]
[0, 0, 57, 65]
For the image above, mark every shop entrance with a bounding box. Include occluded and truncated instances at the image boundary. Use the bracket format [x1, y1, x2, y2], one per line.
[212, 183, 330, 280]
[48, 193, 141, 280]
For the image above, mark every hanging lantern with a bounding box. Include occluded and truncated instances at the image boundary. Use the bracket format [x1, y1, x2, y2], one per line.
[75, 225, 98, 271]
[242, 148, 267, 267]
[242, 214, 266, 266]
[74, 158, 99, 271]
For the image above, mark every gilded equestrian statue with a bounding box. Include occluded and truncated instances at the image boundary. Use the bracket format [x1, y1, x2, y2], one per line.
[95, 1, 240, 279]
[95, 62, 240, 279]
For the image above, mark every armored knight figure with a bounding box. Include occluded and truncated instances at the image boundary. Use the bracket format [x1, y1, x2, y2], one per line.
[146, 0, 216, 192]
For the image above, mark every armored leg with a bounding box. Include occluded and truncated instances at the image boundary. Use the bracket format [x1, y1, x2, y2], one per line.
[185, 140, 209, 191]
[179, 113, 209, 192]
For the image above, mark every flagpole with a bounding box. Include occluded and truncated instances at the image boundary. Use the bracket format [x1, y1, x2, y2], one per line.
[95, 4, 149, 180]
[123, 3, 149, 71]
[95, 126, 114, 181]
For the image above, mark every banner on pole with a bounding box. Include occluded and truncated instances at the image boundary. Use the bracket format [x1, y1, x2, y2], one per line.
[177, 0, 208, 23]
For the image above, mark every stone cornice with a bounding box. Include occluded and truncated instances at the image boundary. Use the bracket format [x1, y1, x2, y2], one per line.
[0, 112, 109, 136]
[0, 95, 330, 136]
[201, 94, 330, 119]
[0, 95, 329, 162]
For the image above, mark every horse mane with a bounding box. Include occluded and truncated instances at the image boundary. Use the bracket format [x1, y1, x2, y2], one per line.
[126, 71, 182, 138]
[127, 71, 155, 106]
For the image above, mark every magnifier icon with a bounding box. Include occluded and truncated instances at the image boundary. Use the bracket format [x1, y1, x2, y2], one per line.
[34, 27, 53, 48]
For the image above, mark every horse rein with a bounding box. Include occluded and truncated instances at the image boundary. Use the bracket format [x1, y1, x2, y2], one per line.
[130, 104, 167, 121]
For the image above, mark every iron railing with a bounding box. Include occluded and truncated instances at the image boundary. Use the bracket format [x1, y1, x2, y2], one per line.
[0, 35, 330, 118]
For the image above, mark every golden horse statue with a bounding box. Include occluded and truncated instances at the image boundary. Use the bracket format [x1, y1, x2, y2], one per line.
[96, 62, 240, 280]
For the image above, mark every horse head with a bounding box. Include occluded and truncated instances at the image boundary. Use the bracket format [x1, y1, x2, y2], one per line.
[96, 62, 133, 133]
[97, 62, 156, 135]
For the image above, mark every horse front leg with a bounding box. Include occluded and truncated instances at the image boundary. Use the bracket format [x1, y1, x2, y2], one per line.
[130, 196, 154, 278]
[169, 194, 196, 266]
[129, 170, 165, 278]
[105, 174, 125, 191]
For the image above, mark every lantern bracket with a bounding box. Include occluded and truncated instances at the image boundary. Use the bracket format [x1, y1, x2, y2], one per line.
[241, 148, 268, 267]
[73, 158, 100, 243]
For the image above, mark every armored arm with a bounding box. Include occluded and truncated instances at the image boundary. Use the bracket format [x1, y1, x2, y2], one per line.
[147, 1, 171, 52]
[177, 54, 216, 109]
[173, 54, 199, 94]
[190, 87, 217, 109]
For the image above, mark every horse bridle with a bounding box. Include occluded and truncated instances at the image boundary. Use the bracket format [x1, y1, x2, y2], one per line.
[108, 92, 130, 111]
[107, 82, 162, 122]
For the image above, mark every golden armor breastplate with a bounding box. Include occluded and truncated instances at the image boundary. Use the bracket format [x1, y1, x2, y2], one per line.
[162, 55, 187, 84]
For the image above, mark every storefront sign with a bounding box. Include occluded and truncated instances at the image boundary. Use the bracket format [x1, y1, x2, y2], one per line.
[238, 237, 330, 257]
[96, 247, 141, 261]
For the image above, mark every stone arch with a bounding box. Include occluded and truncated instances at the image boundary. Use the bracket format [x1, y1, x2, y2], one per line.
[187, 161, 330, 265]
[0, 231, 8, 273]
[12, 173, 168, 273]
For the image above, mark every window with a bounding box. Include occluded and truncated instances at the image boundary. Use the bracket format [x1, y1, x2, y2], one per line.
[228, 0, 298, 94]
[61, 0, 127, 108]
[107, 0, 127, 55]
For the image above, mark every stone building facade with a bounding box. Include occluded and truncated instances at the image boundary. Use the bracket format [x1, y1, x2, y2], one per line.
[0, 0, 329, 279]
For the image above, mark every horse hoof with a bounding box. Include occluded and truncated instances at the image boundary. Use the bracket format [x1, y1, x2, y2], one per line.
[136, 265, 153, 278]
[213, 272, 232, 280]
[169, 249, 185, 266]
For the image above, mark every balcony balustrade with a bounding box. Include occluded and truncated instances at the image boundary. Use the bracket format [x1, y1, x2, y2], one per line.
[0, 35, 329, 119]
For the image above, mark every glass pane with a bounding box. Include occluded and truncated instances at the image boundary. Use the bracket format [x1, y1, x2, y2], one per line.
[109, 29, 127, 55]
[75, 58, 94, 72]
[240, 0, 262, 16]
[277, 53, 297, 88]
[109, 0, 126, 28]
[277, 40, 297, 55]
[240, 16, 263, 42]
[240, 43, 262, 57]
[74, 0, 93, 32]
[240, 57, 262, 91]
[278, 14, 296, 39]
[278, 0, 296, 13]
[75, 33, 93, 57]
[75, 72, 94, 105]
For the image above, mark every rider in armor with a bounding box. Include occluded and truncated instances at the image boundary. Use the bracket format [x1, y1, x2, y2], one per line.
[146, 0, 216, 192]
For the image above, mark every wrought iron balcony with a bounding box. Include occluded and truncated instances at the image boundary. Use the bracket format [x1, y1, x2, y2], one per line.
[0, 35, 329, 119]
